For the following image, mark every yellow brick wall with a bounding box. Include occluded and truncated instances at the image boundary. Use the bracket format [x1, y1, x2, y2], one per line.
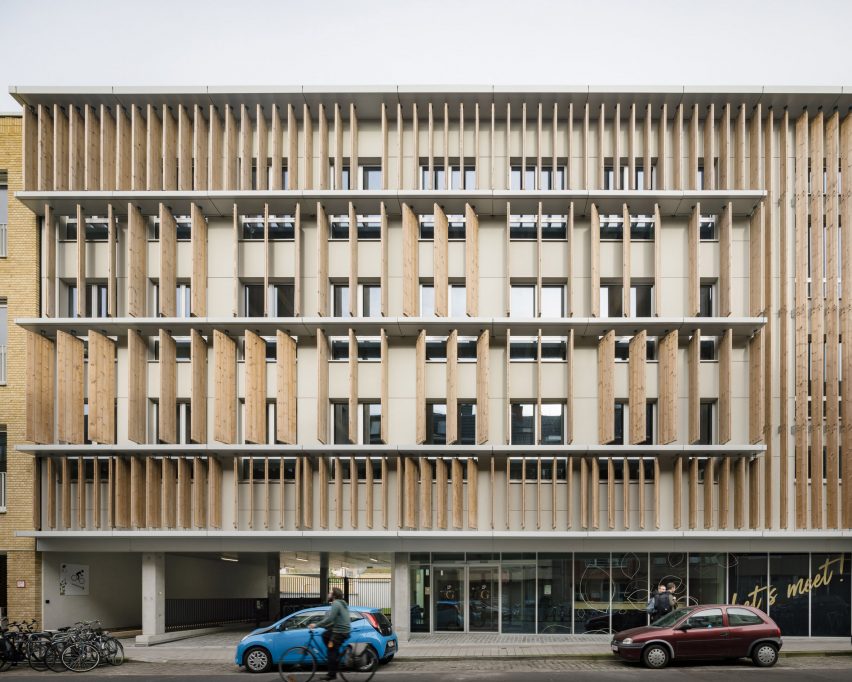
[0, 115, 42, 622]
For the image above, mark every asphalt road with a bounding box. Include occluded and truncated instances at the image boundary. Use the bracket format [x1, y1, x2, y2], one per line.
[2, 657, 852, 680]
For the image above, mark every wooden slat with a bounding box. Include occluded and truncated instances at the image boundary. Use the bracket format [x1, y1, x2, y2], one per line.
[794, 110, 809, 528]
[465, 203, 479, 315]
[591, 456, 600, 529]
[44, 204, 56, 317]
[764, 110, 775, 529]
[69, 105, 84, 190]
[719, 203, 733, 316]
[177, 457, 191, 528]
[704, 457, 715, 528]
[159, 203, 176, 316]
[653, 457, 661, 528]
[26, 331, 55, 445]
[687, 203, 700, 315]
[57, 330, 84, 444]
[622, 203, 631, 315]
[811, 111, 826, 528]
[597, 103, 605, 188]
[779, 110, 791, 529]
[580, 457, 588, 528]
[687, 104, 699, 190]
[76, 204, 85, 318]
[223, 105, 238, 189]
[255, 105, 268, 191]
[131, 455, 146, 528]
[238, 104, 251, 190]
[127, 329, 147, 444]
[111, 456, 127, 529]
[597, 330, 615, 444]
[672, 103, 683, 190]
[416, 330, 426, 443]
[130, 105, 145, 190]
[719, 103, 731, 189]
[451, 458, 463, 529]
[703, 103, 715, 190]
[107, 205, 117, 316]
[319, 456, 329, 529]
[628, 330, 647, 444]
[749, 330, 765, 446]
[276, 331, 297, 444]
[566, 329, 574, 443]
[658, 330, 678, 444]
[658, 103, 668, 189]
[348, 328, 358, 443]
[59, 459, 71, 528]
[628, 103, 636, 190]
[146, 458, 162, 528]
[91, 456, 100, 528]
[347, 202, 357, 316]
[718, 329, 732, 443]
[158, 330, 177, 444]
[336, 457, 344, 529]
[316, 330, 329, 443]
[402, 203, 419, 316]
[208, 456, 222, 528]
[404, 457, 417, 528]
[688, 456, 698, 528]
[127, 203, 146, 317]
[381, 457, 389, 528]
[316, 202, 329, 316]
[606, 457, 614, 529]
[99, 104, 115, 191]
[303, 457, 313, 529]
[590, 203, 600, 315]
[433, 203, 449, 316]
[76, 456, 86, 528]
[735, 104, 746, 189]
[244, 330, 267, 444]
[162, 457, 176, 528]
[673, 457, 683, 529]
[87, 330, 116, 444]
[419, 458, 432, 529]
[750, 104, 763, 189]
[380, 329, 389, 443]
[193, 457, 207, 528]
[22, 105, 37, 190]
[349, 103, 358, 189]
[623, 457, 632, 529]
[213, 330, 237, 444]
[749, 457, 760, 529]
[841, 112, 852, 528]
[468, 458, 478, 529]
[446, 330, 458, 444]
[438, 458, 448, 529]
[688, 330, 700, 444]
[270, 104, 283, 190]
[303, 105, 314, 188]
[476, 330, 489, 444]
[734, 457, 746, 528]
[190, 203, 208, 316]
[146, 104, 162, 190]
[208, 105, 223, 190]
[653, 204, 662, 314]
[162, 105, 177, 190]
[233, 457, 239, 528]
[193, 105, 208, 190]
[191, 330, 208, 444]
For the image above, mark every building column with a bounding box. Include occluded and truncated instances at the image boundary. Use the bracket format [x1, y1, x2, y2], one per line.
[137, 552, 165, 645]
[267, 552, 281, 623]
[391, 552, 410, 642]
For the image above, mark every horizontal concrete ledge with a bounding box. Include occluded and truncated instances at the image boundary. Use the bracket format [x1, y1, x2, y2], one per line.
[14, 189, 766, 219]
[18, 529, 850, 540]
[14, 315, 767, 340]
[16, 442, 767, 459]
[135, 625, 224, 647]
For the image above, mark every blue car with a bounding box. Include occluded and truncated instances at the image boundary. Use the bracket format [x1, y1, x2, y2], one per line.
[235, 605, 398, 673]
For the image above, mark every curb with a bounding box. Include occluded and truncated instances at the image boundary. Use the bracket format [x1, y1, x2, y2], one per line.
[393, 650, 852, 662]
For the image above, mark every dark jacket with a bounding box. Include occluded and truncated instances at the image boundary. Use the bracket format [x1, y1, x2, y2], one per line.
[653, 592, 673, 615]
[315, 599, 351, 634]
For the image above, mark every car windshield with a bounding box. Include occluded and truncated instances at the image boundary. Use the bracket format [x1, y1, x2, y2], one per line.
[651, 607, 695, 628]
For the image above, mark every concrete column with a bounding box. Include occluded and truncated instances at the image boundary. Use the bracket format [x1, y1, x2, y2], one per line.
[137, 552, 165, 645]
[267, 552, 281, 623]
[391, 552, 410, 642]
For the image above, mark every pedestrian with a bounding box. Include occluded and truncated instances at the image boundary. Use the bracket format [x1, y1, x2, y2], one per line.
[651, 583, 674, 619]
[309, 587, 351, 681]
[666, 582, 678, 609]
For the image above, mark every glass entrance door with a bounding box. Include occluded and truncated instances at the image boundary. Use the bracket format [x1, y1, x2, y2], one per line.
[501, 563, 536, 632]
[468, 565, 499, 632]
[433, 566, 464, 631]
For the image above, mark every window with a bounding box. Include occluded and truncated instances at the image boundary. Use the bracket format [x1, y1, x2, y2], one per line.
[600, 214, 622, 240]
[420, 283, 465, 317]
[615, 335, 658, 362]
[699, 283, 715, 317]
[726, 607, 764, 627]
[329, 336, 380, 361]
[61, 215, 109, 241]
[635, 163, 658, 190]
[685, 608, 724, 629]
[421, 162, 475, 190]
[630, 215, 654, 240]
[0, 300, 6, 385]
[360, 166, 382, 190]
[330, 214, 381, 240]
[175, 284, 191, 318]
[419, 214, 465, 240]
[697, 401, 715, 445]
[0, 427, 6, 510]
[329, 163, 350, 190]
[510, 403, 565, 445]
[509, 215, 537, 240]
[240, 214, 295, 240]
[426, 403, 476, 444]
[334, 283, 382, 317]
[511, 164, 566, 191]
[541, 286, 565, 317]
[700, 215, 717, 240]
[150, 401, 191, 444]
[332, 402, 382, 444]
[450, 165, 476, 190]
[242, 283, 294, 317]
[613, 401, 656, 445]
[510, 336, 567, 362]
[67, 284, 109, 318]
[0, 170, 7, 257]
[600, 284, 654, 317]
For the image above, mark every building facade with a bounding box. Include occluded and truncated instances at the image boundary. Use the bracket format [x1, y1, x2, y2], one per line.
[0, 112, 42, 623]
[6, 86, 852, 640]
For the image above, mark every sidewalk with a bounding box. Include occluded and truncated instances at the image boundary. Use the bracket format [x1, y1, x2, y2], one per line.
[120, 629, 852, 665]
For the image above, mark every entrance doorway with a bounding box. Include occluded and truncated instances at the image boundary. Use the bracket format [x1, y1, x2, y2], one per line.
[433, 566, 464, 631]
[468, 565, 499, 632]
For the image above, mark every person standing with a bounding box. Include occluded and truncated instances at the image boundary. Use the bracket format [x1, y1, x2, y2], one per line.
[651, 583, 674, 619]
[309, 587, 351, 681]
[666, 582, 679, 610]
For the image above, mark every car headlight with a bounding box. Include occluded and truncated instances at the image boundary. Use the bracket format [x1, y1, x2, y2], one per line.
[621, 638, 633, 645]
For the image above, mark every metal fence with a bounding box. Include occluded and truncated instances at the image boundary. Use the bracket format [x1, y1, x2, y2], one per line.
[329, 576, 391, 612]
[165, 597, 264, 631]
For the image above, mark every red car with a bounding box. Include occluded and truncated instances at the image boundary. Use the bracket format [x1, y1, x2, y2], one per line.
[611, 604, 782, 669]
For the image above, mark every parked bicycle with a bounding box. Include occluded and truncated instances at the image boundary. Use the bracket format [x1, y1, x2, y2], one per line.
[278, 628, 378, 682]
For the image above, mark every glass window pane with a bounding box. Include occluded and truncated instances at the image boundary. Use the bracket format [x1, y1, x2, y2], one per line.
[541, 286, 564, 317]
[333, 403, 349, 444]
[699, 285, 714, 317]
[810, 553, 851, 635]
[363, 285, 381, 317]
[421, 286, 435, 317]
[541, 337, 567, 361]
[363, 403, 382, 444]
[450, 286, 466, 317]
[457, 403, 476, 445]
[540, 404, 564, 444]
[728, 553, 768, 612]
[333, 285, 350, 317]
[425, 337, 446, 361]
[610, 553, 649, 632]
[362, 167, 382, 190]
[768, 553, 809, 635]
[688, 553, 727, 606]
[502, 563, 536, 633]
[510, 403, 534, 445]
[426, 404, 447, 445]
[510, 286, 535, 317]
[573, 553, 611, 634]
[410, 565, 431, 633]
[509, 338, 537, 361]
[632, 285, 653, 317]
[244, 285, 264, 317]
[271, 284, 295, 317]
[537, 555, 572, 633]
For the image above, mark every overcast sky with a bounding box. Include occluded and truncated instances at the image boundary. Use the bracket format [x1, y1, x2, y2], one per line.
[1, 0, 849, 111]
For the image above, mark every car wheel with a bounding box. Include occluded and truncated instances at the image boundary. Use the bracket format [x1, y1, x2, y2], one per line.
[243, 646, 272, 673]
[642, 644, 670, 669]
[751, 643, 778, 667]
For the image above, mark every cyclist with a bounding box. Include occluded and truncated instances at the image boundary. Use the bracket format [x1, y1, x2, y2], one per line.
[308, 587, 351, 681]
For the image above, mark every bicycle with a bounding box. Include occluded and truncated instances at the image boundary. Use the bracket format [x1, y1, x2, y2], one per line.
[278, 628, 378, 682]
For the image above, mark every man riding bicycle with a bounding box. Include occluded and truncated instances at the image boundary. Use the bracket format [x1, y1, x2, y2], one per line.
[308, 587, 351, 681]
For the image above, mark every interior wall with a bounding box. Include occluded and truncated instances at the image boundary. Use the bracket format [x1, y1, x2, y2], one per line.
[165, 553, 268, 598]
